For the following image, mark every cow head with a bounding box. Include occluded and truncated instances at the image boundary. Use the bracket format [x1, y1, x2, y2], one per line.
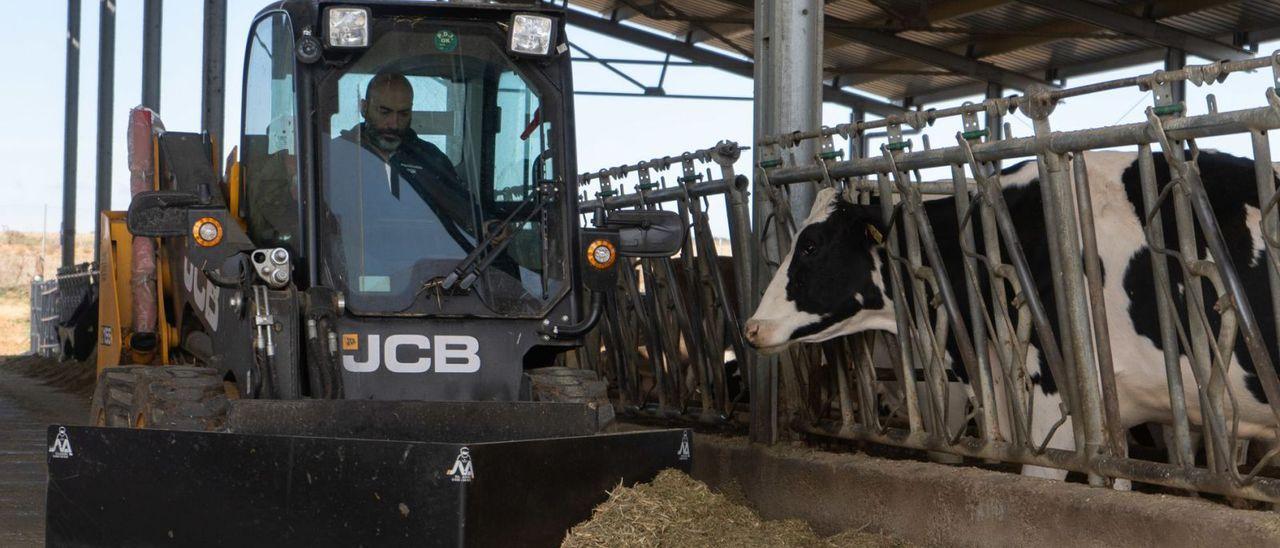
[744, 188, 896, 353]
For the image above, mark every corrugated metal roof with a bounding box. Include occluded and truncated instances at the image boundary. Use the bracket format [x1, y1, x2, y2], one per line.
[563, 0, 1280, 106]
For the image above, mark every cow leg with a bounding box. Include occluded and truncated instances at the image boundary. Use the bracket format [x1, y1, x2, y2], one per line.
[1021, 388, 1073, 481]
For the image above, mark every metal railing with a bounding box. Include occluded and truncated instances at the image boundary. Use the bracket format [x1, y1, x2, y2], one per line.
[29, 278, 60, 357]
[28, 264, 97, 358]
[747, 51, 1280, 503]
[573, 141, 756, 424]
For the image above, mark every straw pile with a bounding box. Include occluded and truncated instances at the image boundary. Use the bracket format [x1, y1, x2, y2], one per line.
[563, 469, 907, 548]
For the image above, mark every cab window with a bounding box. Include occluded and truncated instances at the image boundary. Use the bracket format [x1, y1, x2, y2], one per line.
[241, 13, 299, 249]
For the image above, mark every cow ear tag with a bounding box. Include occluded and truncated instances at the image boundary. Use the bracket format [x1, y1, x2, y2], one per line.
[866, 224, 885, 245]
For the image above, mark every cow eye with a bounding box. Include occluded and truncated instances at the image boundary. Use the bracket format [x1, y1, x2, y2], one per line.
[800, 242, 817, 256]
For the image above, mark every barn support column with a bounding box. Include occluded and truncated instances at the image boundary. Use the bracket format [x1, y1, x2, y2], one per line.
[763, 0, 822, 222]
[749, 0, 824, 444]
[202, 0, 227, 165]
[1164, 48, 1186, 104]
[750, 0, 778, 445]
[94, 0, 116, 260]
[849, 107, 866, 160]
[141, 0, 163, 111]
[62, 0, 81, 268]
[985, 83, 1003, 139]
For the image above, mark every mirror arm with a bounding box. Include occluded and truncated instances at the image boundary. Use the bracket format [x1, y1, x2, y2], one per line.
[538, 292, 603, 339]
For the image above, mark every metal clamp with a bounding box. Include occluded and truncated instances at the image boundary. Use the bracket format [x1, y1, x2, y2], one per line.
[884, 123, 911, 152]
[1149, 71, 1185, 117]
[678, 153, 701, 185]
[635, 161, 657, 192]
[960, 102, 988, 142]
[758, 142, 784, 170]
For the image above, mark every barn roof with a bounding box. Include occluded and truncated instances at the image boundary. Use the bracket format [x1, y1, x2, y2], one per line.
[561, 0, 1280, 115]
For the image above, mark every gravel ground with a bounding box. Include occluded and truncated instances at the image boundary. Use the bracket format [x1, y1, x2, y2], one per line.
[0, 355, 93, 547]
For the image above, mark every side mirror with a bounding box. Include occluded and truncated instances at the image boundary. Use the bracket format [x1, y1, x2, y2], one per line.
[127, 191, 202, 237]
[603, 210, 686, 258]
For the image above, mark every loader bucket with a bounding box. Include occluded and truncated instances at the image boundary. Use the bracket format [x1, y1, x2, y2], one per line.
[46, 401, 692, 546]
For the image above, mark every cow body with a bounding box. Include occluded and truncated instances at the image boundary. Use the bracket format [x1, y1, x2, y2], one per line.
[745, 150, 1278, 478]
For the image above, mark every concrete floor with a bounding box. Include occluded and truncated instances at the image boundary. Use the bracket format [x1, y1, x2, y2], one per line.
[0, 365, 89, 547]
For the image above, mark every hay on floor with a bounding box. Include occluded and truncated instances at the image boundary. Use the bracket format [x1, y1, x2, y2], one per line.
[563, 469, 906, 548]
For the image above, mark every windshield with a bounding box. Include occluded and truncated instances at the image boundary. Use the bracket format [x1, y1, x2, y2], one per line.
[317, 19, 566, 316]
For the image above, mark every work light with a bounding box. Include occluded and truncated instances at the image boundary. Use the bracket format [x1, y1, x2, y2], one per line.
[326, 6, 370, 49]
[509, 14, 555, 56]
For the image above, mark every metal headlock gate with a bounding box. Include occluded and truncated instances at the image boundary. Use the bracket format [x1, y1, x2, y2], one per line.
[750, 51, 1280, 504]
[29, 264, 98, 358]
[578, 51, 1280, 505]
[30, 278, 60, 357]
[574, 142, 755, 424]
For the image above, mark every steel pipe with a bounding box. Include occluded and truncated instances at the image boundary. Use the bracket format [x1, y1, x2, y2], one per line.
[93, 0, 116, 260]
[577, 176, 746, 212]
[61, 0, 81, 268]
[759, 52, 1279, 147]
[761, 105, 1280, 187]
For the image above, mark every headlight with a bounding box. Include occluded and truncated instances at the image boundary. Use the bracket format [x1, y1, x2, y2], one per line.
[326, 6, 370, 49]
[509, 14, 555, 56]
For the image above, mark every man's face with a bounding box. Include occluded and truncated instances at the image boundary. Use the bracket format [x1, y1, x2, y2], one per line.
[362, 81, 413, 153]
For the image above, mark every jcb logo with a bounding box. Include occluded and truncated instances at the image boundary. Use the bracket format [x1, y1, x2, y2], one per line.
[341, 334, 481, 374]
[183, 257, 220, 330]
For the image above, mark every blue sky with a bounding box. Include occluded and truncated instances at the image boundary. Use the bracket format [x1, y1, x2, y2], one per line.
[4, 2, 1279, 238]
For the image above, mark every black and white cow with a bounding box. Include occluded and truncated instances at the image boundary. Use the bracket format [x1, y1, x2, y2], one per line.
[745, 150, 1279, 480]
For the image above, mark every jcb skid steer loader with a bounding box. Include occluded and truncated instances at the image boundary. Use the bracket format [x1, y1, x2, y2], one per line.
[45, 2, 692, 545]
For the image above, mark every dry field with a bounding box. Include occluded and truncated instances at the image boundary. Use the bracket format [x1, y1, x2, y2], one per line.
[0, 231, 93, 355]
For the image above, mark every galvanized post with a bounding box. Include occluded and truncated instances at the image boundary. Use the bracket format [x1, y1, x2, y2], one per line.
[1031, 107, 1107, 484]
[1169, 162, 1227, 471]
[1250, 129, 1280, 423]
[875, 172, 923, 434]
[62, 0, 81, 269]
[894, 161, 949, 435]
[141, 0, 163, 111]
[93, 0, 116, 260]
[202, 0, 227, 156]
[1071, 154, 1126, 458]
[29, 279, 38, 355]
[986, 83, 1004, 141]
[1136, 144, 1196, 467]
[764, 0, 823, 222]
[849, 107, 866, 163]
[975, 164, 1032, 447]
[750, 0, 778, 444]
[950, 160, 1001, 443]
[1165, 48, 1186, 105]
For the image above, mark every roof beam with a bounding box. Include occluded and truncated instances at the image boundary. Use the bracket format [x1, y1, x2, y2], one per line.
[627, 0, 753, 56]
[1014, 0, 1252, 61]
[824, 24, 1055, 91]
[907, 24, 1275, 106]
[562, 8, 906, 116]
[714, 0, 1053, 91]
[607, 0, 654, 22]
[837, 0, 1239, 88]
[916, 0, 1012, 23]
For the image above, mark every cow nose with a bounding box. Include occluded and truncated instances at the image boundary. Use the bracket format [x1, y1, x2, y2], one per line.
[744, 320, 762, 346]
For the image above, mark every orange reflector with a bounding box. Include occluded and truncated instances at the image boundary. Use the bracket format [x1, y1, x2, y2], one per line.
[586, 239, 616, 269]
[192, 217, 223, 247]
